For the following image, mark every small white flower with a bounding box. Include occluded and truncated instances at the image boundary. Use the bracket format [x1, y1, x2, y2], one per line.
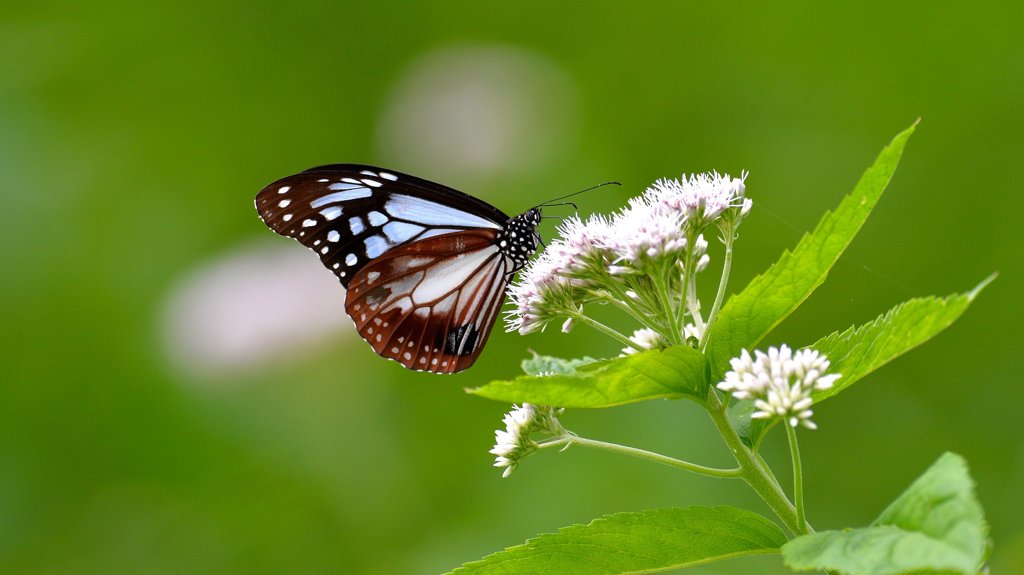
[683, 322, 703, 342]
[717, 345, 840, 429]
[489, 404, 564, 477]
[621, 328, 665, 355]
[561, 317, 574, 333]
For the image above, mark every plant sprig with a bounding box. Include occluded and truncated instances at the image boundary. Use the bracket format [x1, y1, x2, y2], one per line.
[454, 122, 993, 575]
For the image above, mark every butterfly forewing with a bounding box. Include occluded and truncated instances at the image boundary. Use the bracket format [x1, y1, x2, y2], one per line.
[345, 230, 510, 373]
[255, 164, 508, 287]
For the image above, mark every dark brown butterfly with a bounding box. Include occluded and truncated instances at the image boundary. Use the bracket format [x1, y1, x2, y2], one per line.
[255, 164, 541, 373]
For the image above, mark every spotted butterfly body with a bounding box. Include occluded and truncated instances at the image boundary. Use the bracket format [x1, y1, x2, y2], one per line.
[255, 164, 541, 373]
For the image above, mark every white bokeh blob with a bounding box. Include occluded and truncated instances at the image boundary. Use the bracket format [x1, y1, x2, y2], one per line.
[376, 44, 577, 180]
[161, 241, 352, 380]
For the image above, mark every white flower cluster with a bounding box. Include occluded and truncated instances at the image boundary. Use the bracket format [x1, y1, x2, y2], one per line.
[619, 323, 703, 356]
[621, 328, 663, 355]
[490, 403, 563, 477]
[646, 171, 751, 225]
[717, 345, 841, 430]
[506, 171, 750, 335]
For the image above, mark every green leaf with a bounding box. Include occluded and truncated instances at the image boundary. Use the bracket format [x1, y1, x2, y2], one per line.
[447, 506, 787, 575]
[783, 453, 988, 575]
[468, 346, 708, 408]
[520, 353, 599, 376]
[811, 274, 995, 402]
[706, 122, 918, 382]
[730, 276, 993, 448]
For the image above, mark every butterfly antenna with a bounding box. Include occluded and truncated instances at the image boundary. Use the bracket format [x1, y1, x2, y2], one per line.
[541, 201, 579, 211]
[535, 181, 621, 209]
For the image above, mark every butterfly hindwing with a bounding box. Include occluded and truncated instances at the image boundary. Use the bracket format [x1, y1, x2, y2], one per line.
[255, 164, 507, 287]
[345, 229, 510, 373]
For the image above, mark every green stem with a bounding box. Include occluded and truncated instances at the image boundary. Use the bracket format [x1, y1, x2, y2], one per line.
[705, 391, 803, 536]
[650, 270, 682, 345]
[536, 435, 742, 479]
[677, 256, 693, 336]
[756, 453, 787, 498]
[569, 312, 642, 352]
[687, 270, 704, 332]
[786, 423, 808, 535]
[597, 290, 665, 334]
[700, 230, 735, 351]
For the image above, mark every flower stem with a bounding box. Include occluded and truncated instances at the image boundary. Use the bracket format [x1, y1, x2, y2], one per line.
[786, 423, 808, 535]
[569, 312, 642, 352]
[677, 257, 693, 337]
[704, 390, 803, 536]
[536, 435, 742, 479]
[651, 269, 682, 345]
[597, 289, 665, 334]
[687, 270, 704, 332]
[700, 230, 735, 351]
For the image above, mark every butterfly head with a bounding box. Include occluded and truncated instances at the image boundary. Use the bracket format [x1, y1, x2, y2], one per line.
[499, 208, 543, 272]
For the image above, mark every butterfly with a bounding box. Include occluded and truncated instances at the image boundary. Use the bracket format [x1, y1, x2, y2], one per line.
[255, 164, 542, 374]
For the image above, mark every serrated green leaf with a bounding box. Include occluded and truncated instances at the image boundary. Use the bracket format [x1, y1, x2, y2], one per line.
[706, 122, 917, 382]
[811, 274, 994, 402]
[729, 276, 993, 448]
[468, 346, 708, 408]
[447, 506, 787, 575]
[521, 353, 599, 376]
[783, 453, 988, 575]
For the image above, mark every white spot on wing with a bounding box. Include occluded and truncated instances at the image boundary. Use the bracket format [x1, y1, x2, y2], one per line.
[379, 172, 398, 181]
[309, 188, 372, 208]
[302, 219, 317, 228]
[433, 291, 458, 315]
[327, 230, 340, 243]
[278, 186, 290, 194]
[367, 211, 388, 227]
[361, 179, 382, 188]
[345, 254, 358, 266]
[382, 221, 424, 243]
[411, 246, 497, 304]
[349, 217, 365, 235]
[282, 214, 293, 222]
[393, 297, 413, 314]
[278, 199, 291, 208]
[328, 182, 365, 190]
[384, 194, 501, 229]
[364, 235, 389, 259]
[320, 206, 343, 221]
[416, 228, 460, 240]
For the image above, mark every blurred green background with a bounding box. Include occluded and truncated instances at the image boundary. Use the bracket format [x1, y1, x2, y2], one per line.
[2, 2, 1021, 573]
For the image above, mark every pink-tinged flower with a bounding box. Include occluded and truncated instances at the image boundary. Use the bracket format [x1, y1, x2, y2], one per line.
[646, 171, 749, 226]
[600, 200, 689, 262]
